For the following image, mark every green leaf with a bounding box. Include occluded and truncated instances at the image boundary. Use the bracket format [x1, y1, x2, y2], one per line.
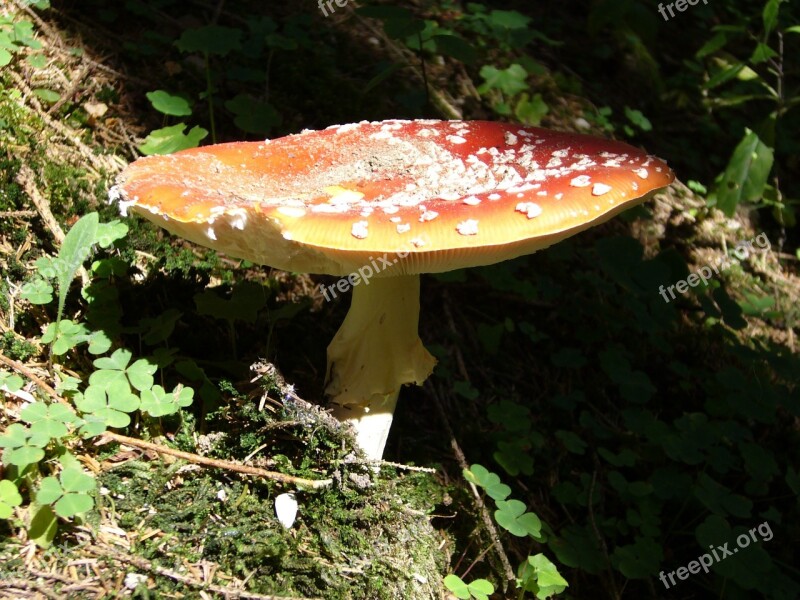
[431, 34, 477, 64]
[612, 536, 663, 578]
[0, 423, 48, 468]
[463, 464, 511, 501]
[443, 574, 494, 600]
[0, 480, 22, 519]
[489, 9, 531, 29]
[0, 48, 12, 67]
[444, 574, 471, 599]
[0, 371, 24, 392]
[763, 0, 781, 35]
[75, 381, 139, 428]
[126, 358, 157, 391]
[32, 88, 59, 103]
[495, 499, 542, 537]
[93, 348, 132, 371]
[55, 212, 100, 327]
[750, 42, 778, 63]
[28, 503, 58, 548]
[140, 384, 194, 417]
[696, 32, 727, 58]
[518, 553, 569, 598]
[494, 439, 534, 476]
[94, 220, 128, 248]
[624, 106, 652, 131]
[714, 129, 774, 216]
[36, 477, 63, 504]
[55, 492, 93, 517]
[41, 319, 90, 355]
[20, 278, 54, 304]
[138, 123, 208, 155]
[195, 282, 267, 323]
[26, 53, 47, 68]
[515, 92, 549, 126]
[477, 64, 528, 96]
[224, 94, 281, 134]
[175, 25, 242, 56]
[555, 430, 587, 455]
[61, 468, 95, 493]
[146, 90, 192, 116]
[21, 402, 77, 439]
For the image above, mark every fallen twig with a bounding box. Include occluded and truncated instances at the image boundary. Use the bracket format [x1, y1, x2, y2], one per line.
[100, 431, 332, 489]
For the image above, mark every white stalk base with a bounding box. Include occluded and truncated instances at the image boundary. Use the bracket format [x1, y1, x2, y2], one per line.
[325, 274, 435, 460]
[330, 392, 398, 462]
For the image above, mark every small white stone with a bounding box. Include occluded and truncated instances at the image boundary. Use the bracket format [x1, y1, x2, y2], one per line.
[124, 573, 147, 590]
[275, 492, 298, 529]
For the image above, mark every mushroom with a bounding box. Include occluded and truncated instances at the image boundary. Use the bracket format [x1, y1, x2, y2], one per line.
[111, 119, 674, 460]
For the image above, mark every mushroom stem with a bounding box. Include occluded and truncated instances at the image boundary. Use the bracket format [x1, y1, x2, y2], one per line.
[326, 274, 436, 459]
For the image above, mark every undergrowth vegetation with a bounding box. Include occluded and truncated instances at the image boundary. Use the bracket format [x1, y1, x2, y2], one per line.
[0, 0, 798, 599]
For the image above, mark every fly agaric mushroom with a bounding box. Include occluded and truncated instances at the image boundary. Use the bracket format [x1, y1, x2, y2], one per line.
[111, 119, 674, 460]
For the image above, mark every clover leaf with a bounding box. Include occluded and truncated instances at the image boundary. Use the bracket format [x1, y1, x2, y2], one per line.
[90, 348, 156, 392]
[463, 464, 511, 501]
[0, 480, 23, 519]
[0, 423, 50, 468]
[0, 370, 24, 392]
[517, 554, 569, 599]
[139, 384, 194, 417]
[495, 499, 542, 538]
[36, 468, 95, 518]
[21, 402, 79, 439]
[20, 277, 54, 304]
[443, 574, 495, 600]
[75, 380, 140, 428]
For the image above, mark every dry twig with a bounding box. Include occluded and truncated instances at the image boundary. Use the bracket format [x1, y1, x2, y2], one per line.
[100, 431, 332, 489]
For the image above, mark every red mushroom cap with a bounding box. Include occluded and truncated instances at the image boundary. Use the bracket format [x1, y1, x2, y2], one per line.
[113, 119, 674, 275]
